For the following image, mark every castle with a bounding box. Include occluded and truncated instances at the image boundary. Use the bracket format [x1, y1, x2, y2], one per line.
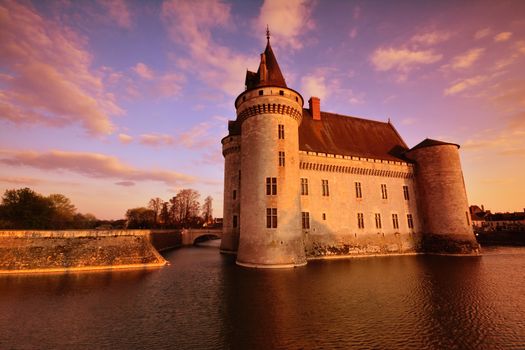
[220, 33, 480, 268]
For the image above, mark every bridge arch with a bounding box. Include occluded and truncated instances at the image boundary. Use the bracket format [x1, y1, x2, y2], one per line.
[193, 233, 221, 245]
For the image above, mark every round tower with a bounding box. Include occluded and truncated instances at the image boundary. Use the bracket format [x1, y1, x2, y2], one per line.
[406, 139, 480, 254]
[234, 35, 306, 268]
[220, 127, 241, 254]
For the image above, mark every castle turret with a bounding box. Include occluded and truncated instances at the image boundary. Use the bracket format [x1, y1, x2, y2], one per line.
[220, 121, 241, 254]
[406, 139, 480, 254]
[233, 32, 306, 267]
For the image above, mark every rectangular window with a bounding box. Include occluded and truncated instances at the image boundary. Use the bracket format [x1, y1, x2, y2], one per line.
[381, 184, 388, 199]
[322, 179, 329, 196]
[322, 213, 326, 220]
[266, 177, 277, 195]
[233, 190, 236, 200]
[392, 214, 399, 229]
[357, 213, 365, 229]
[279, 151, 285, 167]
[266, 208, 277, 228]
[302, 212, 310, 229]
[278, 124, 285, 139]
[259, 90, 264, 96]
[375, 213, 382, 229]
[233, 215, 238, 228]
[403, 186, 410, 200]
[301, 178, 309, 195]
[466, 211, 470, 225]
[355, 182, 362, 198]
[279, 90, 284, 96]
[407, 214, 414, 229]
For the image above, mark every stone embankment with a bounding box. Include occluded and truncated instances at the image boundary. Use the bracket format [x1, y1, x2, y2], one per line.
[0, 230, 182, 274]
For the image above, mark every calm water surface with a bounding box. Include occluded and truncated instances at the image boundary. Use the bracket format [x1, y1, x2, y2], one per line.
[1, 242, 524, 349]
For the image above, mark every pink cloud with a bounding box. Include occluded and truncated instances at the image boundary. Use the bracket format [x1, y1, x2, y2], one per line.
[255, 0, 315, 50]
[98, 0, 132, 29]
[115, 181, 135, 186]
[118, 133, 133, 144]
[130, 63, 184, 98]
[494, 32, 512, 42]
[133, 63, 154, 80]
[0, 1, 123, 135]
[139, 133, 175, 146]
[371, 47, 443, 72]
[161, 0, 257, 95]
[0, 149, 195, 186]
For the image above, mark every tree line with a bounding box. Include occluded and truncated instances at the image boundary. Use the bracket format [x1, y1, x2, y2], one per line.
[0, 187, 216, 230]
[0, 187, 106, 229]
[125, 189, 214, 229]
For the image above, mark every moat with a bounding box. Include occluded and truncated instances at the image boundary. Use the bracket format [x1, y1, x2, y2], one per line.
[1, 242, 524, 349]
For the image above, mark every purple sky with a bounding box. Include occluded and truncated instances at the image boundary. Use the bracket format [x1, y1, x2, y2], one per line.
[1, 0, 524, 219]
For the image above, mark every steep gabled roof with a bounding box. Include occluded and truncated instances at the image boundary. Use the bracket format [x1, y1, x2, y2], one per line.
[299, 110, 410, 162]
[245, 40, 287, 90]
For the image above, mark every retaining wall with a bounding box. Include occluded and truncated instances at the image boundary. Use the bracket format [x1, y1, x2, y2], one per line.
[0, 230, 168, 274]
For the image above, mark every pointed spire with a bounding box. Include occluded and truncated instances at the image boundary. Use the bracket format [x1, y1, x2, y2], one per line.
[244, 27, 287, 90]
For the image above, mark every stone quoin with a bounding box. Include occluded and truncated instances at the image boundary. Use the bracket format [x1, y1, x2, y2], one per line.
[220, 30, 480, 268]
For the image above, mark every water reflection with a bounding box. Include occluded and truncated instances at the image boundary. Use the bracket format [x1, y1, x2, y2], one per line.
[0, 244, 524, 349]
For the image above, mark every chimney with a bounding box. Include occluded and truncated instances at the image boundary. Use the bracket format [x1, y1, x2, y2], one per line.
[259, 53, 267, 82]
[309, 97, 321, 120]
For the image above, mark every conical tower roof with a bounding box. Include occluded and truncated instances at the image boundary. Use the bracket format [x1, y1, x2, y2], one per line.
[245, 29, 287, 90]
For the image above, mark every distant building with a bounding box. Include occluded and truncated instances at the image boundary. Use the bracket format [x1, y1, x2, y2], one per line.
[220, 32, 479, 268]
[471, 205, 525, 230]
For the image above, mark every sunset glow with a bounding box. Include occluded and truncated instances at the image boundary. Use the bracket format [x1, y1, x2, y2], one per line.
[1, 0, 524, 219]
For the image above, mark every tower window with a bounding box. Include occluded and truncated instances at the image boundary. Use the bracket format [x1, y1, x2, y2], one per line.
[381, 184, 388, 199]
[233, 190, 236, 200]
[322, 213, 326, 220]
[301, 178, 309, 195]
[302, 212, 310, 229]
[266, 177, 277, 195]
[403, 186, 409, 200]
[259, 90, 264, 96]
[242, 96, 246, 101]
[466, 211, 470, 225]
[233, 215, 238, 228]
[375, 213, 382, 229]
[357, 213, 364, 229]
[322, 179, 329, 196]
[407, 214, 414, 229]
[392, 214, 399, 229]
[355, 182, 362, 198]
[279, 90, 284, 96]
[266, 208, 277, 228]
[279, 151, 285, 166]
[278, 124, 285, 139]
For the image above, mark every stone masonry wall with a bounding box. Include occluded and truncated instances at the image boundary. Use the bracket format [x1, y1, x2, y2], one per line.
[0, 230, 167, 274]
[299, 152, 422, 258]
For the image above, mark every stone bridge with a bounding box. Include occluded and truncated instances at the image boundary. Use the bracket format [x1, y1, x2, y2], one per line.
[181, 228, 222, 246]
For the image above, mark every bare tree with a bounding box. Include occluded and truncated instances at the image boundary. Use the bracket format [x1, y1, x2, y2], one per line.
[202, 195, 213, 225]
[148, 197, 163, 224]
[168, 189, 201, 227]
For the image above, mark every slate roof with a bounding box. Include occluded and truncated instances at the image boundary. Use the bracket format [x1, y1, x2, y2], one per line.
[409, 138, 460, 151]
[299, 109, 410, 162]
[245, 40, 287, 90]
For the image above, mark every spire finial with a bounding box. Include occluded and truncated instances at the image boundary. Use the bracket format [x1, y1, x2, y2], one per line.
[266, 25, 270, 43]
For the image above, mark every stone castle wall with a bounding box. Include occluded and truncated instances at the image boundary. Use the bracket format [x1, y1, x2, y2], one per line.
[406, 145, 480, 254]
[236, 86, 307, 267]
[299, 152, 422, 258]
[220, 135, 241, 253]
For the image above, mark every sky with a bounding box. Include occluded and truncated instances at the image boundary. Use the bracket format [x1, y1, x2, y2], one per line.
[0, 0, 524, 219]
